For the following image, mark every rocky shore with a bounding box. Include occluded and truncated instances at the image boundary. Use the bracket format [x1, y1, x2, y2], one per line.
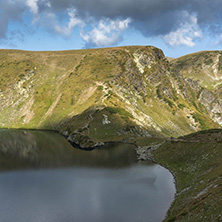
[135, 142, 165, 161]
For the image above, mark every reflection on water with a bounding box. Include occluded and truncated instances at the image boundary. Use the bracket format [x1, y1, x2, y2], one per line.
[0, 129, 176, 222]
[0, 129, 137, 170]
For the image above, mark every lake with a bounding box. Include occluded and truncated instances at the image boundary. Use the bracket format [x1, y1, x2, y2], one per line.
[0, 129, 175, 222]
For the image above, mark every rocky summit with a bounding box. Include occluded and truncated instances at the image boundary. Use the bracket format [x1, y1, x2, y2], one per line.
[0, 46, 221, 148]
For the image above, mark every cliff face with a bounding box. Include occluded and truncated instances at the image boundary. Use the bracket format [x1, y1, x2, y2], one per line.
[0, 46, 221, 147]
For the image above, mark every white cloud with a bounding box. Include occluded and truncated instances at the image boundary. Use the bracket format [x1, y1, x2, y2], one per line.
[215, 34, 222, 45]
[162, 12, 202, 47]
[24, 2, 131, 47]
[25, 0, 39, 15]
[53, 9, 85, 36]
[33, 7, 85, 37]
[80, 18, 131, 47]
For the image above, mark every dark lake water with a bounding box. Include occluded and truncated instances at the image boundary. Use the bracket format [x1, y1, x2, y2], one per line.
[0, 129, 175, 222]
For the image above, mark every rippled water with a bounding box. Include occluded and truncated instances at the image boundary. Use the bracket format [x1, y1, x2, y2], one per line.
[0, 129, 175, 222]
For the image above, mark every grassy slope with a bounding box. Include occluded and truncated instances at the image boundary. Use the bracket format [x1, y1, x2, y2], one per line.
[171, 51, 222, 91]
[153, 129, 222, 222]
[0, 48, 127, 129]
[0, 46, 221, 147]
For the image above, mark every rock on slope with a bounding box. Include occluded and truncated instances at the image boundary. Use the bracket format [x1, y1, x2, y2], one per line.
[0, 46, 221, 147]
[171, 50, 222, 126]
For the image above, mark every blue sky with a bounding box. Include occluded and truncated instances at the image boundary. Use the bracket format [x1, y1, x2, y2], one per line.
[1, 0, 222, 58]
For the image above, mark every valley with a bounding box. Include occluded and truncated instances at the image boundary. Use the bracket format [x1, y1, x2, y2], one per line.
[0, 46, 222, 221]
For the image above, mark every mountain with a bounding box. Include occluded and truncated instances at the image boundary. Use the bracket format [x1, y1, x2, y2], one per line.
[0, 46, 221, 148]
[171, 51, 222, 91]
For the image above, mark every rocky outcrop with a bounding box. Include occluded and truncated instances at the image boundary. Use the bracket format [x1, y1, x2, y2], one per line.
[136, 142, 164, 161]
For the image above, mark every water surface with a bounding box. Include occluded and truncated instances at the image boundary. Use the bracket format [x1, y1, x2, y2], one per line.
[0, 129, 175, 222]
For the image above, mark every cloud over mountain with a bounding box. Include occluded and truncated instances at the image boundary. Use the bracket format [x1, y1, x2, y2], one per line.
[1, 0, 222, 47]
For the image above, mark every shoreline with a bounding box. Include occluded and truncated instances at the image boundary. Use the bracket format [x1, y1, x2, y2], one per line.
[0, 128, 177, 221]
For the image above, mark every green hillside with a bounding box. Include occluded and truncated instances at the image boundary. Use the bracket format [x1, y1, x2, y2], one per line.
[154, 129, 222, 221]
[0, 46, 221, 147]
[171, 50, 222, 91]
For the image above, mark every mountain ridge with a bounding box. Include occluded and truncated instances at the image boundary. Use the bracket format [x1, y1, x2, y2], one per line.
[0, 45, 221, 147]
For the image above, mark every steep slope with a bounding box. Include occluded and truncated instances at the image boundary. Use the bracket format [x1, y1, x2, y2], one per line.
[0, 46, 221, 147]
[171, 51, 222, 126]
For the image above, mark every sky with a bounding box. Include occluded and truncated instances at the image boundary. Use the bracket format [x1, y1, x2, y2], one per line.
[1, 0, 222, 58]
